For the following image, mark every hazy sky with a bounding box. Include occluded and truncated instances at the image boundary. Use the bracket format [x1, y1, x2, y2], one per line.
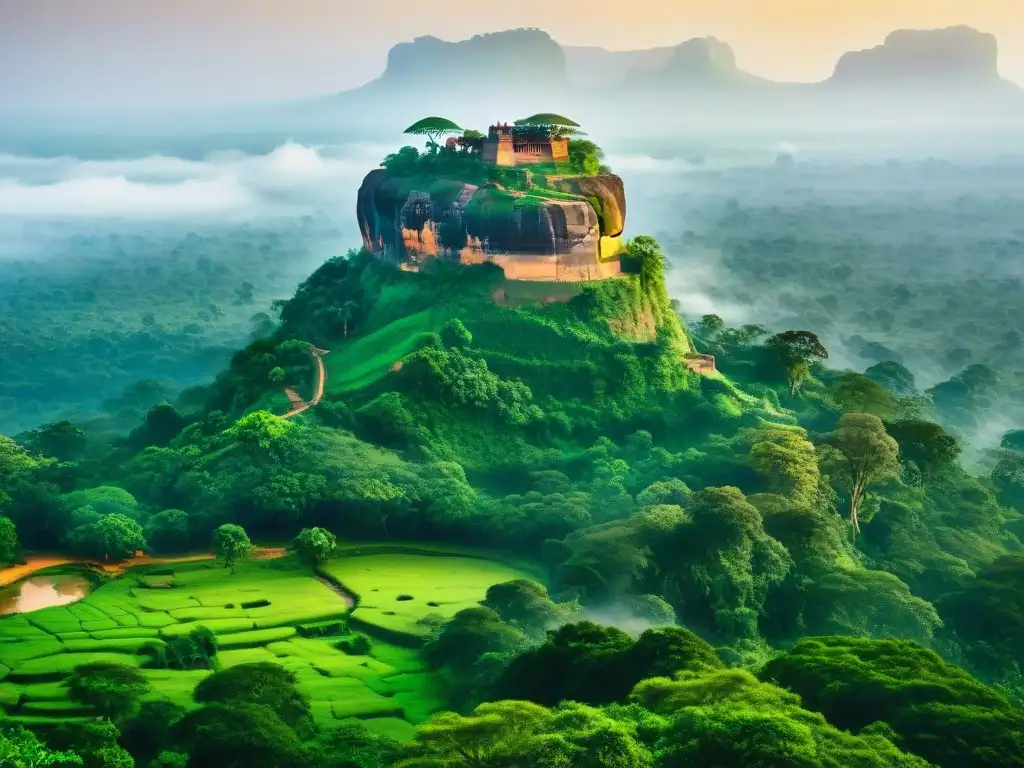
[2, 0, 1022, 108]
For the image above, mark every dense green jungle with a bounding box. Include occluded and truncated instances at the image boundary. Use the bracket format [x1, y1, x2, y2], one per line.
[2, 138, 1024, 768]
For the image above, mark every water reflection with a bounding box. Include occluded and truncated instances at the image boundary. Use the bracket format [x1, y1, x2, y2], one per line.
[0, 574, 90, 615]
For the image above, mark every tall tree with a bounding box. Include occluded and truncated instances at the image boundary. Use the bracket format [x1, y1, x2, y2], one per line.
[765, 330, 829, 395]
[214, 523, 251, 574]
[67, 513, 146, 562]
[0, 516, 17, 562]
[403, 117, 464, 153]
[830, 372, 897, 418]
[17, 420, 87, 462]
[68, 662, 151, 720]
[821, 414, 900, 536]
[292, 526, 337, 566]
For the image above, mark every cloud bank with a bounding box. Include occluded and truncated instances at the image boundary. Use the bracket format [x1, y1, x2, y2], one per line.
[0, 141, 388, 219]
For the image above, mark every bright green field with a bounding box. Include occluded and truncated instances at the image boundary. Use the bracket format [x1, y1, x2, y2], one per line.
[323, 308, 445, 395]
[0, 546, 541, 738]
[322, 549, 537, 645]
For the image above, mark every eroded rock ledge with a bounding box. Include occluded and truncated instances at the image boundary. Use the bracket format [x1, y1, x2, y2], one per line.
[357, 169, 627, 282]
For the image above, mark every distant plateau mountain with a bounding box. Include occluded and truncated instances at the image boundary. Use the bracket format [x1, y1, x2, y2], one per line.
[313, 25, 1023, 130]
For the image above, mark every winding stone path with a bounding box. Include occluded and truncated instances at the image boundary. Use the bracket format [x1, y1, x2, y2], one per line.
[281, 345, 329, 419]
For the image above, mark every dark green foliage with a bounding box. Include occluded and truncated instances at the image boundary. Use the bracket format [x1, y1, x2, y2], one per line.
[992, 451, 1024, 511]
[494, 622, 721, 706]
[865, 361, 917, 397]
[399, 346, 537, 426]
[427, 607, 530, 672]
[48, 720, 132, 768]
[568, 140, 604, 176]
[440, 318, 472, 348]
[0, 514, 17, 561]
[396, 700, 651, 768]
[651, 487, 791, 640]
[355, 392, 423, 446]
[67, 662, 151, 720]
[66, 512, 146, 561]
[174, 702, 312, 768]
[310, 722, 398, 768]
[761, 636, 1024, 767]
[164, 627, 218, 670]
[886, 419, 962, 474]
[830, 372, 896, 418]
[292, 526, 337, 565]
[0, 726, 83, 766]
[635, 669, 929, 768]
[119, 699, 187, 764]
[146, 508, 191, 553]
[193, 662, 311, 729]
[337, 633, 373, 655]
[214, 523, 251, 573]
[480, 579, 572, 632]
[17, 420, 88, 462]
[765, 330, 829, 394]
[938, 555, 1024, 677]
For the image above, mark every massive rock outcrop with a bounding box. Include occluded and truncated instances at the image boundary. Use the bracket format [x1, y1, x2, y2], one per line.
[620, 37, 771, 91]
[830, 26, 1004, 87]
[357, 169, 627, 282]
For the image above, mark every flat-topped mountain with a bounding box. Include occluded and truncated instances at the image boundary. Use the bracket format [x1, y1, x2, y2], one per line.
[620, 37, 771, 91]
[313, 25, 1022, 132]
[829, 26, 1014, 90]
[377, 28, 568, 91]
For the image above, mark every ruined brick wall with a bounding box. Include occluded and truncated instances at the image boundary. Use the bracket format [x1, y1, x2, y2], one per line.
[482, 135, 516, 166]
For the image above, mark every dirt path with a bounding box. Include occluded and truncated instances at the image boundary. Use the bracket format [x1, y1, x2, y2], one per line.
[0, 547, 288, 588]
[281, 345, 329, 419]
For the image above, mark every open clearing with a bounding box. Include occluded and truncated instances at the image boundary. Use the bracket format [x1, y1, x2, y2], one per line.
[322, 549, 537, 645]
[0, 545, 540, 739]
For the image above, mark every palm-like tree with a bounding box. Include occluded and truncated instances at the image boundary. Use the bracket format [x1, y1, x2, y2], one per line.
[404, 117, 464, 153]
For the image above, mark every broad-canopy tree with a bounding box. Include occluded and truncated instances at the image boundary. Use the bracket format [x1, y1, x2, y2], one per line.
[654, 487, 791, 640]
[214, 523, 251, 574]
[760, 636, 1024, 768]
[830, 372, 897, 418]
[68, 662, 151, 720]
[633, 667, 929, 768]
[820, 413, 900, 536]
[174, 702, 312, 768]
[765, 330, 829, 395]
[885, 419, 961, 475]
[396, 699, 650, 768]
[67, 513, 146, 562]
[16, 420, 87, 462]
[193, 662, 311, 728]
[403, 117, 464, 152]
[744, 425, 820, 507]
[292, 526, 337, 566]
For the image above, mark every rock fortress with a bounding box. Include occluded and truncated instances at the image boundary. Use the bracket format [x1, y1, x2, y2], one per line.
[357, 113, 628, 282]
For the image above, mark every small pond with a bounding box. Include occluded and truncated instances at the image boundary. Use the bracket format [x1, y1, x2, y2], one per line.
[0, 573, 92, 615]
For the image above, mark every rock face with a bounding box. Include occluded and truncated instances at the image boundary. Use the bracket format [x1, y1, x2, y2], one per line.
[830, 26, 1004, 87]
[357, 169, 627, 282]
[377, 29, 569, 92]
[621, 37, 768, 90]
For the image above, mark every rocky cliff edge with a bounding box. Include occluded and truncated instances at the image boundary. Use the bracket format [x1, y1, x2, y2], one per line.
[357, 170, 627, 282]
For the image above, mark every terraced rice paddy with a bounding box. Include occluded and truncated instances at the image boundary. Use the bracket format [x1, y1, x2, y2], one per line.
[323, 550, 537, 645]
[0, 546, 539, 740]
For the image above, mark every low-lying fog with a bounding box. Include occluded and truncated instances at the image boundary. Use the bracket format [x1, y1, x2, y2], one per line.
[1, 120, 1021, 452]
